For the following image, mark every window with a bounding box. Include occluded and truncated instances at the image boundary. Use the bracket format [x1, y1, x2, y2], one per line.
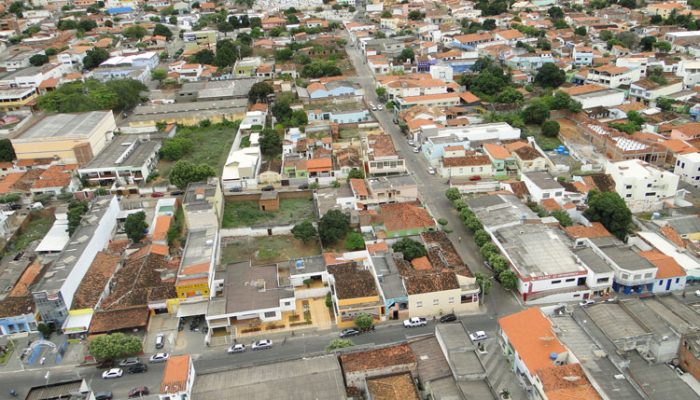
[433, 299, 439, 306]
[448, 297, 455, 303]
[565, 278, 575, 282]
[676, 278, 681, 283]
[625, 185, 632, 189]
[645, 192, 656, 197]
[264, 311, 276, 318]
[626, 194, 632, 198]
[596, 277, 609, 283]
[621, 273, 629, 279]
[284, 301, 291, 306]
[416, 301, 423, 308]
[644, 273, 652, 278]
[551, 280, 561, 284]
[543, 193, 550, 199]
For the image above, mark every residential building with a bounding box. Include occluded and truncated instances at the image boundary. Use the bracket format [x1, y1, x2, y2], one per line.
[327, 262, 384, 328]
[483, 143, 516, 176]
[182, 30, 217, 50]
[364, 134, 407, 176]
[182, 178, 224, 229]
[233, 57, 263, 78]
[573, 46, 594, 66]
[222, 147, 261, 190]
[606, 159, 680, 213]
[422, 123, 521, 146]
[522, 171, 564, 203]
[160, 355, 196, 400]
[77, 135, 161, 188]
[0, 259, 41, 336]
[351, 175, 419, 209]
[99, 51, 159, 70]
[363, 202, 436, 238]
[31, 197, 119, 327]
[0, 87, 38, 112]
[440, 150, 493, 180]
[304, 80, 362, 100]
[510, 143, 547, 172]
[589, 236, 658, 295]
[559, 84, 626, 109]
[629, 76, 684, 107]
[421, 135, 471, 166]
[674, 152, 700, 187]
[586, 65, 642, 88]
[11, 112, 116, 165]
[640, 250, 687, 294]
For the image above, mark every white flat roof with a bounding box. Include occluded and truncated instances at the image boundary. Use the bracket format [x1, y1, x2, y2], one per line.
[62, 312, 92, 332]
[36, 219, 70, 253]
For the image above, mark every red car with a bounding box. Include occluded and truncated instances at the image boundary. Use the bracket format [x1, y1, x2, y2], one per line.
[469, 176, 481, 181]
[128, 387, 149, 398]
[150, 192, 164, 198]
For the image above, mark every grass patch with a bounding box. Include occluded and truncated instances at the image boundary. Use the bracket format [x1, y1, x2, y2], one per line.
[525, 125, 562, 151]
[222, 198, 316, 228]
[0, 340, 14, 365]
[5, 212, 54, 254]
[221, 235, 321, 265]
[339, 128, 360, 140]
[155, 122, 240, 180]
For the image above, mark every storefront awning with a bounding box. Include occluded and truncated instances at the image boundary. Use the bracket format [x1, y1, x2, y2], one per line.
[62, 313, 92, 334]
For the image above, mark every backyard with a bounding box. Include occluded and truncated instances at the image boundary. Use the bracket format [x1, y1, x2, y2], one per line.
[155, 122, 240, 180]
[4, 212, 54, 255]
[220, 235, 322, 265]
[525, 124, 562, 151]
[222, 198, 316, 228]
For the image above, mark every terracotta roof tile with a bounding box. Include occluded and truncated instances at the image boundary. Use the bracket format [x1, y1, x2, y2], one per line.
[161, 355, 191, 394]
[366, 372, 420, 400]
[71, 252, 120, 310]
[152, 215, 172, 242]
[404, 271, 459, 294]
[410, 256, 432, 271]
[443, 154, 491, 167]
[366, 241, 389, 254]
[483, 143, 511, 159]
[327, 262, 378, 299]
[661, 225, 685, 247]
[378, 202, 435, 233]
[340, 343, 416, 373]
[499, 308, 566, 373]
[563, 222, 611, 239]
[537, 364, 602, 400]
[640, 250, 685, 279]
[89, 306, 149, 333]
[540, 198, 561, 212]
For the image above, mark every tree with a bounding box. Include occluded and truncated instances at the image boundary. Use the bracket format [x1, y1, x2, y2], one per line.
[0, 139, 16, 162]
[542, 120, 560, 138]
[272, 98, 293, 122]
[657, 97, 673, 112]
[548, 6, 564, 19]
[618, 0, 637, 8]
[465, 214, 483, 232]
[408, 10, 424, 20]
[67, 200, 89, 236]
[191, 49, 214, 65]
[260, 128, 282, 157]
[169, 160, 216, 189]
[82, 47, 109, 70]
[214, 39, 238, 68]
[292, 220, 318, 244]
[654, 41, 672, 52]
[522, 99, 550, 124]
[160, 137, 193, 160]
[37, 323, 51, 338]
[326, 339, 354, 352]
[249, 81, 274, 103]
[615, 31, 639, 49]
[551, 210, 573, 227]
[474, 230, 490, 247]
[79, 19, 97, 32]
[9, 1, 23, 17]
[584, 190, 632, 240]
[319, 209, 350, 246]
[348, 168, 364, 179]
[275, 48, 293, 61]
[489, 255, 508, 274]
[354, 313, 374, 331]
[169, 15, 178, 24]
[399, 48, 414, 63]
[599, 30, 613, 41]
[89, 333, 142, 360]
[153, 23, 173, 40]
[495, 87, 523, 104]
[392, 238, 427, 261]
[124, 25, 148, 40]
[574, 26, 586, 36]
[534, 63, 566, 88]
[475, 272, 492, 296]
[38, 79, 146, 113]
[151, 68, 167, 82]
[29, 54, 49, 67]
[640, 36, 657, 51]
[344, 231, 365, 250]
[375, 87, 387, 100]
[480, 242, 499, 260]
[499, 270, 518, 290]
[482, 19, 496, 30]
[124, 211, 148, 243]
[445, 187, 461, 202]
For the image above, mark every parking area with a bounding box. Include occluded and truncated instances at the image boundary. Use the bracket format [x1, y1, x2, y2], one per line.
[143, 314, 178, 353]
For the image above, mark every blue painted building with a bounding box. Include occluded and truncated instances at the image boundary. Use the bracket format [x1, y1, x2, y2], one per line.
[0, 298, 38, 336]
[307, 108, 370, 124]
[308, 81, 359, 100]
[505, 55, 556, 72]
[422, 134, 470, 166]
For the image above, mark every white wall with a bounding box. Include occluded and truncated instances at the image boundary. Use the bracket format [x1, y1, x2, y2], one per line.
[574, 90, 625, 109]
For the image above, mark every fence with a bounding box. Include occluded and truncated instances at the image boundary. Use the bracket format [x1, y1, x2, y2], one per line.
[220, 224, 295, 238]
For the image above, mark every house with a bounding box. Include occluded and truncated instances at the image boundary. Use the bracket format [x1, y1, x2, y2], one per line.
[422, 123, 521, 146]
[586, 65, 642, 89]
[182, 178, 224, 229]
[396, 93, 462, 110]
[559, 84, 626, 109]
[233, 57, 263, 78]
[671, 122, 700, 141]
[98, 51, 159, 71]
[364, 134, 407, 176]
[674, 152, 700, 187]
[0, 260, 42, 336]
[305, 80, 362, 100]
[339, 344, 418, 389]
[573, 46, 594, 66]
[606, 159, 680, 213]
[31, 197, 119, 327]
[11, 112, 116, 165]
[182, 30, 217, 50]
[640, 250, 687, 294]
[421, 135, 470, 166]
[327, 262, 384, 328]
[499, 308, 602, 400]
[629, 76, 684, 107]
[589, 236, 659, 295]
[366, 202, 436, 238]
[160, 355, 195, 400]
[222, 147, 261, 190]
[0, 87, 38, 112]
[78, 135, 161, 188]
[483, 143, 517, 176]
[440, 150, 493, 180]
[307, 107, 370, 124]
[509, 142, 547, 172]
[522, 171, 564, 203]
[31, 165, 78, 196]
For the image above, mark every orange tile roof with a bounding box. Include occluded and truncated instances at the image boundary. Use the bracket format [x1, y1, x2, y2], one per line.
[366, 241, 389, 254]
[181, 262, 209, 276]
[559, 84, 607, 96]
[151, 244, 169, 257]
[411, 256, 433, 271]
[0, 172, 25, 194]
[640, 250, 686, 279]
[9, 261, 42, 297]
[537, 363, 603, 400]
[459, 91, 480, 103]
[38, 78, 59, 89]
[403, 92, 460, 103]
[661, 225, 685, 247]
[306, 157, 332, 171]
[153, 215, 172, 242]
[499, 308, 566, 373]
[160, 355, 190, 394]
[540, 198, 561, 212]
[660, 139, 698, 154]
[563, 222, 611, 239]
[504, 141, 528, 152]
[350, 178, 369, 197]
[379, 202, 435, 232]
[483, 143, 511, 159]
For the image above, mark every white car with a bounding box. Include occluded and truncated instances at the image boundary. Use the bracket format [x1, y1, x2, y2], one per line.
[149, 353, 170, 363]
[102, 368, 123, 379]
[412, 146, 420, 153]
[469, 331, 488, 342]
[370, 104, 377, 111]
[377, 104, 384, 111]
[407, 140, 415, 146]
[427, 167, 436, 175]
[579, 299, 595, 307]
[695, 289, 700, 297]
[252, 339, 273, 350]
[403, 317, 427, 328]
[227, 343, 246, 354]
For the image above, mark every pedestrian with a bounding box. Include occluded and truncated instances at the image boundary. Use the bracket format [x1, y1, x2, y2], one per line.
[458, 236, 462, 242]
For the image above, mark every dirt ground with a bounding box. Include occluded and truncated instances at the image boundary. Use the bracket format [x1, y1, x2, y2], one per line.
[554, 118, 589, 146]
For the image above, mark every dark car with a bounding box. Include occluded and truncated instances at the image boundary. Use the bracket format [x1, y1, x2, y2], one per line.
[298, 183, 309, 190]
[339, 328, 361, 338]
[439, 314, 457, 323]
[128, 387, 149, 398]
[94, 391, 113, 400]
[169, 190, 184, 196]
[8, 203, 21, 210]
[229, 187, 242, 192]
[127, 363, 148, 374]
[261, 185, 274, 191]
[151, 192, 165, 198]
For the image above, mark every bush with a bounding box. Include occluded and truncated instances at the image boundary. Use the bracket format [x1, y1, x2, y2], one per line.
[392, 238, 428, 261]
[474, 230, 490, 247]
[0, 193, 20, 204]
[542, 120, 560, 138]
[354, 313, 374, 330]
[445, 188, 461, 201]
[480, 242, 499, 260]
[344, 231, 365, 250]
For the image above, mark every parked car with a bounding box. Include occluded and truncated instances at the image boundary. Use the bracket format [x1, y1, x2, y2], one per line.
[155, 334, 165, 349]
[127, 363, 148, 374]
[169, 190, 184, 196]
[339, 328, 361, 338]
[8, 203, 21, 211]
[101, 368, 123, 379]
[469, 176, 481, 181]
[227, 343, 246, 354]
[403, 317, 427, 328]
[150, 192, 164, 198]
[407, 140, 415, 146]
[579, 299, 595, 307]
[412, 146, 420, 153]
[298, 183, 309, 190]
[439, 314, 457, 323]
[252, 339, 273, 350]
[149, 353, 170, 363]
[427, 167, 436, 175]
[118, 357, 140, 367]
[94, 392, 113, 400]
[128, 387, 149, 398]
[469, 331, 488, 342]
[695, 289, 700, 297]
[229, 187, 242, 192]
[377, 104, 383, 111]
[261, 185, 274, 191]
[370, 103, 377, 111]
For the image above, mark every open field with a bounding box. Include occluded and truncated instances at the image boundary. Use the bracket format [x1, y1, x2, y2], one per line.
[220, 235, 322, 265]
[222, 198, 316, 228]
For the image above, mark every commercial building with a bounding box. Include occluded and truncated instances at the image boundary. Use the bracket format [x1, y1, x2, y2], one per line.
[30, 196, 119, 327]
[176, 227, 219, 300]
[11, 112, 116, 165]
[78, 135, 161, 188]
[606, 159, 680, 213]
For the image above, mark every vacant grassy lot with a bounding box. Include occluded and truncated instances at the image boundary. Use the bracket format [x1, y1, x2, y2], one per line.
[525, 125, 562, 151]
[5, 212, 54, 254]
[220, 235, 321, 265]
[222, 198, 316, 228]
[155, 122, 240, 179]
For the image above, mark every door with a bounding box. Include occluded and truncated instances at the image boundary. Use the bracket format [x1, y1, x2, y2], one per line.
[392, 310, 398, 320]
[666, 279, 672, 291]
